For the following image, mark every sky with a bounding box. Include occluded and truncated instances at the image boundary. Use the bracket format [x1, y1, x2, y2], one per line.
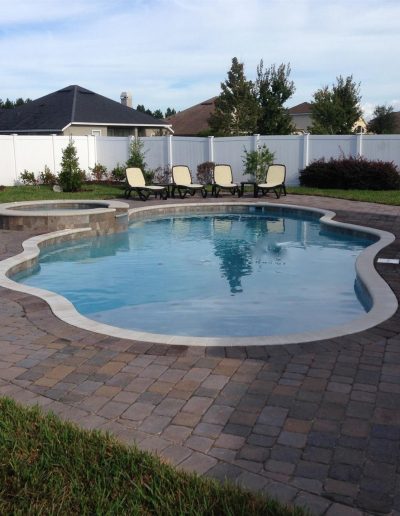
[0, 0, 399, 119]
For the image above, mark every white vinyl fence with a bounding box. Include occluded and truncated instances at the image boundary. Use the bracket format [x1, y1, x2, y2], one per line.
[1, 133, 400, 187]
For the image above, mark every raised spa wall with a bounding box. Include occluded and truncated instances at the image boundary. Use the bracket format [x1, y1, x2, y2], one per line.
[0, 200, 129, 235]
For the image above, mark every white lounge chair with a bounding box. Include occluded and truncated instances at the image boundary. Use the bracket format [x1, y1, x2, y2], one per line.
[256, 164, 287, 199]
[125, 167, 168, 201]
[171, 165, 207, 198]
[212, 164, 239, 197]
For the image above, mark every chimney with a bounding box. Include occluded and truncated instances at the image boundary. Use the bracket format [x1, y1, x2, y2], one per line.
[120, 91, 132, 108]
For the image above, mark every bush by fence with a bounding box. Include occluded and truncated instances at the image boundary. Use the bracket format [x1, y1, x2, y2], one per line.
[299, 156, 400, 190]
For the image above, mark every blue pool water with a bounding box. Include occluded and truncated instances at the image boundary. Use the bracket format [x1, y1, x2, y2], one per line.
[15, 211, 374, 337]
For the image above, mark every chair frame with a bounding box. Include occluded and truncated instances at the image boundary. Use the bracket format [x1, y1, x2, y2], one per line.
[256, 164, 287, 199]
[212, 164, 239, 197]
[124, 168, 168, 201]
[171, 165, 207, 199]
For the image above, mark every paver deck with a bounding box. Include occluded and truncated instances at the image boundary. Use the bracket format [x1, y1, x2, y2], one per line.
[0, 194, 399, 515]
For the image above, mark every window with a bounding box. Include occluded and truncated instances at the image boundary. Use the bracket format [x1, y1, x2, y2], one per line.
[92, 129, 102, 136]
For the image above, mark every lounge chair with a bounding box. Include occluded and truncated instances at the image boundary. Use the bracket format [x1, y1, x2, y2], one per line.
[212, 164, 239, 197]
[256, 164, 287, 199]
[124, 167, 168, 200]
[171, 165, 207, 198]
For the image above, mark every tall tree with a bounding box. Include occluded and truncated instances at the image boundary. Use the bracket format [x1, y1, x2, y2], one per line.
[165, 107, 176, 118]
[254, 61, 295, 134]
[0, 97, 31, 109]
[309, 75, 362, 134]
[367, 105, 397, 134]
[208, 57, 258, 136]
[152, 109, 164, 119]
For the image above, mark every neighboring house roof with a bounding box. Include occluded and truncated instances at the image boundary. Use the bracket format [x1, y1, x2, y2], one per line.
[288, 102, 312, 115]
[167, 97, 217, 136]
[0, 85, 171, 134]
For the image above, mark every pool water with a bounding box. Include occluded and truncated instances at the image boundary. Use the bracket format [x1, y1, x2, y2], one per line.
[15, 212, 374, 337]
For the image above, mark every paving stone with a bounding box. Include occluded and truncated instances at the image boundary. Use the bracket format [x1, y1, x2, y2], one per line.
[223, 423, 252, 437]
[179, 452, 217, 475]
[97, 401, 129, 419]
[257, 406, 288, 426]
[264, 459, 295, 476]
[325, 503, 364, 516]
[160, 445, 192, 465]
[294, 492, 331, 516]
[193, 422, 223, 439]
[182, 396, 213, 415]
[277, 431, 307, 449]
[161, 424, 192, 443]
[139, 414, 171, 434]
[271, 445, 302, 464]
[185, 435, 214, 453]
[237, 444, 270, 462]
[236, 471, 269, 492]
[207, 463, 243, 483]
[121, 401, 154, 421]
[154, 398, 185, 417]
[262, 481, 298, 503]
[202, 405, 234, 425]
[214, 433, 245, 450]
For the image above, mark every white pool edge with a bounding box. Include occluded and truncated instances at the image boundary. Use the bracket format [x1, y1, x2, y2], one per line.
[0, 201, 397, 347]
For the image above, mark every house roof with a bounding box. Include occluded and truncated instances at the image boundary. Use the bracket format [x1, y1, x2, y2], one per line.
[0, 85, 171, 133]
[167, 97, 217, 136]
[288, 102, 312, 115]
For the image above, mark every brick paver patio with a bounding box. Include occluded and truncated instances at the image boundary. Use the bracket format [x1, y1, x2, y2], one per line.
[0, 194, 399, 515]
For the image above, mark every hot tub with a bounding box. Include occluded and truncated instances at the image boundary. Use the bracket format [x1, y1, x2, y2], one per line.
[0, 199, 129, 234]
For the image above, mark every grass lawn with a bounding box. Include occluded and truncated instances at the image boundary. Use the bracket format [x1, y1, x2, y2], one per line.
[0, 184, 398, 205]
[0, 183, 126, 203]
[0, 398, 305, 515]
[286, 186, 400, 205]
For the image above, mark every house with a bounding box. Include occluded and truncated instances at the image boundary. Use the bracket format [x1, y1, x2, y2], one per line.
[288, 102, 367, 134]
[0, 85, 172, 137]
[167, 97, 217, 136]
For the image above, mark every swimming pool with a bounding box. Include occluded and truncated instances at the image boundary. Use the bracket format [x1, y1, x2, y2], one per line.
[7, 201, 395, 344]
[1, 203, 397, 346]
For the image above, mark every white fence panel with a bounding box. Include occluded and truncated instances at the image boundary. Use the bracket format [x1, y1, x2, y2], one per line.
[308, 135, 355, 163]
[214, 136, 253, 181]
[96, 137, 129, 171]
[259, 136, 304, 185]
[12, 136, 55, 177]
[0, 136, 19, 184]
[172, 137, 208, 174]
[362, 135, 400, 164]
[142, 137, 169, 171]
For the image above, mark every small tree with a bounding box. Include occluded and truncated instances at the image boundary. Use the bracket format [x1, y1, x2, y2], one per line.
[310, 75, 362, 134]
[58, 138, 83, 192]
[126, 137, 147, 171]
[242, 144, 275, 182]
[367, 105, 397, 134]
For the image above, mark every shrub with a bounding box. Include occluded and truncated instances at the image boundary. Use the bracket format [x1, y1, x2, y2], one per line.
[58, 139, 83, 192]
[299, 156, 400, 190]
[20, 170, 37, 185]
[39, 165, 57, 186]
[197, 161, 215, 184]
[152, 166, 171, 184]
[242, 144, 275, 182]
[90, 163, 107, 181]
[110, 163, 126, 181]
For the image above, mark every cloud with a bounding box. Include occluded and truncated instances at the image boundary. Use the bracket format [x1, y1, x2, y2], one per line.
[0, 0, 399, 113]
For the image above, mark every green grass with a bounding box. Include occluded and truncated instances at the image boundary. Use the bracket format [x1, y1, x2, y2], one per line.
[0, 184, 126, 203]
[0, 398, 305, 515]
[287, 186, 400, 205]
[1, 184, 398, 206]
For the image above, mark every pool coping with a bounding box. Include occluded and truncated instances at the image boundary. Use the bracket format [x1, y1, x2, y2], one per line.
[0, 201, 397, 347]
